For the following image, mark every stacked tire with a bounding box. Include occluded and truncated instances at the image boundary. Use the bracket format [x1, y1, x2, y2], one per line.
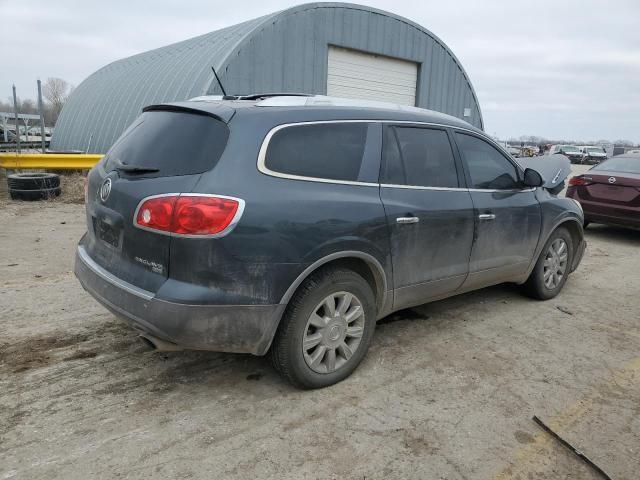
[8, 173, 61, 201]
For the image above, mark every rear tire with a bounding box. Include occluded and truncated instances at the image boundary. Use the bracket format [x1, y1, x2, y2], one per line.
[270, 268, 376, 389]
[523, 227, 574, 300]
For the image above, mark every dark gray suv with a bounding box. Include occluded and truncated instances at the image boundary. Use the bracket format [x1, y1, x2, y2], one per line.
[75, 95, 586, 388]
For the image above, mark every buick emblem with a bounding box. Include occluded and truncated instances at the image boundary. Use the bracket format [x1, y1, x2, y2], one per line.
[100, 178, 112, 202]
[608, 176, 616, 184]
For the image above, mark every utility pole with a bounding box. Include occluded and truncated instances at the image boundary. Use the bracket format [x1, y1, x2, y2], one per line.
[37, 79, 46, 152]
[12, 84, 21, 153]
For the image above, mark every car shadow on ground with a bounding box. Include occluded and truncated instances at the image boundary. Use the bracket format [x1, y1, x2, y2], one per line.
[8, 284, 522, 401]
[584, 224, 640, 245]
[127, 282, 526, 393]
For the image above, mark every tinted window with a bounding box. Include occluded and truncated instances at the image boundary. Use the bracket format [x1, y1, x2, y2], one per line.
[382, 127, 459, 188]
[265, 123, 368, 181]
[104, 110, 229, 177]
[455, 133, 520, 189]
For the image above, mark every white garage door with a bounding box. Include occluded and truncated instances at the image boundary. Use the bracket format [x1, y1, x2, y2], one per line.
[327, 46, 418, 106]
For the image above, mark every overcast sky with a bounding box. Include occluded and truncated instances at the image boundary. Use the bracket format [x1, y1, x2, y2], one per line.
[2, 0, 639, 142]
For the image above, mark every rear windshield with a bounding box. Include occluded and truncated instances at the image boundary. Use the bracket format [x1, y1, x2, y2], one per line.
[103, 110, 229, 177]
[592, 156, 640, 174]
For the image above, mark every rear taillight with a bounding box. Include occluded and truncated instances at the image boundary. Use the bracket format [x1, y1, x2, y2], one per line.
[568, 176, 592, 187]
[135, 194, 243, 237]
[136, 195, 178, 232]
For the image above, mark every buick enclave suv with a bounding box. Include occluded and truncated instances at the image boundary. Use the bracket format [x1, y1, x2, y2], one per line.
[75, 95, 586, 388]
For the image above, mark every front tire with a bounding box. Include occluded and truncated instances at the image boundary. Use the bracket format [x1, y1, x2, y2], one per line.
[523, 227, 574, 300]
[270, 268, 376, 389]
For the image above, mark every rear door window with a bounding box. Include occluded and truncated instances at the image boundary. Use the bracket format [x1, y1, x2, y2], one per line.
[264, 123, 369, 182]
[381, 126, 459, 188]
[103, 110, 229, 177]
[455, 133, 520, 189]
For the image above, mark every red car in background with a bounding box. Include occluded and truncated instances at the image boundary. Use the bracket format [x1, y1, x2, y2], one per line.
[566, 154, 640, 229]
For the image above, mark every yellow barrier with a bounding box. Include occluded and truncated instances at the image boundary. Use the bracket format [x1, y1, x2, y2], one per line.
[0, 153, 103, 170]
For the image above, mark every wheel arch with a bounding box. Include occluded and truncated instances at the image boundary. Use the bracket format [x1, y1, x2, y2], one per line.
[554, 218, 585, 272]
[556, 218, 583, 252]
[279, 251, 389, 317]
[524, 216, 584, 280]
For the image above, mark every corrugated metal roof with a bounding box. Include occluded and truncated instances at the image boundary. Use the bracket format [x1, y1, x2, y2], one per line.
[52, 13, 277, 152]
[52, 2, 483, 153]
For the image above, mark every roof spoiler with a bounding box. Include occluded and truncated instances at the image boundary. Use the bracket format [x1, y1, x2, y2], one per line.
[143, 103, 235, 123]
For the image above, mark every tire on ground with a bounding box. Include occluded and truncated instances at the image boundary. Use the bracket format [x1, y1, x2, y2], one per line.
[270, 267, 377, 389]
[8, 173, 61, 201]
[523, 227, 574, 300]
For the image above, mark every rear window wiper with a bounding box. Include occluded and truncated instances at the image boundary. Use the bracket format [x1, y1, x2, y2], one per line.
[112, 159, 159, 174]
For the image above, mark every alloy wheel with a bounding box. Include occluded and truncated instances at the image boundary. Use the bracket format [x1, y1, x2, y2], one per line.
[543, 238, 568, 289]
[303, 291, 365, 374]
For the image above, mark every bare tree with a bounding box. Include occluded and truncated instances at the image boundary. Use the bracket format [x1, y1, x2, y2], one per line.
[42, 77, 73, 123]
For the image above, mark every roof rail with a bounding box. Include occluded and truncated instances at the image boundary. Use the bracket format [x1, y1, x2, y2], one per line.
[237, 93, 312, 100]
[255, 95, 428, 113]
[186, 94, 459, 119]
[188, 93, 312, 102]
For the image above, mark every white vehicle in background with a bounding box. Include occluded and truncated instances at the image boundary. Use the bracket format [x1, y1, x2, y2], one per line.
[548, 144, 583, 164]
[579, 146, 607, 165]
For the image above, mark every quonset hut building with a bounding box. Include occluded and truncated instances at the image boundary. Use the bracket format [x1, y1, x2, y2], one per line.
[51, 2, 483, 153]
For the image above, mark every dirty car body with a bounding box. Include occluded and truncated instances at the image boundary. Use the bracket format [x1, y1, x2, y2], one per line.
[75, 95, 585, 387]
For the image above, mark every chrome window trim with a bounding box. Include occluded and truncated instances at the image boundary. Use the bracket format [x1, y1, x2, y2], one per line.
[132, 193, 246, 238]
[77, 245, 154, 300]
[468, 187, 536, 193]
[380, 184, 535, 193]
[257, 120, 533, 192]
[380, 184, 468, 192]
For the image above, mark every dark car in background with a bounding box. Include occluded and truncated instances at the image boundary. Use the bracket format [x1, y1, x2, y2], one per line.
[75, 95, 585, 389]
[566, 154, 640, 229]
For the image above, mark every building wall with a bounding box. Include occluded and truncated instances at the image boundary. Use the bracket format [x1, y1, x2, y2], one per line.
[217, 4, 482, 129]
[52, 3, 482, 153]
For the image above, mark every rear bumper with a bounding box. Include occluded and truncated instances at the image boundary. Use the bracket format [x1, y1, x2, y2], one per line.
[565, 192, 640, 229]
[75, 246, 285, 355]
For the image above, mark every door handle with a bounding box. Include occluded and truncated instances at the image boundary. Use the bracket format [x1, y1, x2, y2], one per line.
[396, 216, 419, 224]
[478, 213, 496, 220]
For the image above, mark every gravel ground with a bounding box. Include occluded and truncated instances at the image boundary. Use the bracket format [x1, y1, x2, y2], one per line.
[1, 166, 639, 479]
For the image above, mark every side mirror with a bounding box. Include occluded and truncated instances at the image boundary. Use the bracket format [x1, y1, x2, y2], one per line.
[523, 168, 544, 187]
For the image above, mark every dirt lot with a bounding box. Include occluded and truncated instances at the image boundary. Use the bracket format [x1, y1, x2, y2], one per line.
[1, 167, 639, 479]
